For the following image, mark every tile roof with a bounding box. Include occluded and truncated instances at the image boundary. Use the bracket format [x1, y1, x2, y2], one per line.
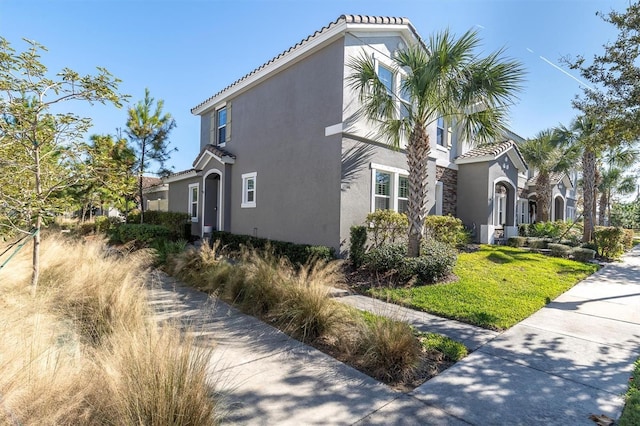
[140, 176, 163, 190]
[192, 144, 236, 168]
[191, 15, 421, 114]
[527, 172, 568, 186]
[167, 168, 196, 178]
[457, 140, 516, 160]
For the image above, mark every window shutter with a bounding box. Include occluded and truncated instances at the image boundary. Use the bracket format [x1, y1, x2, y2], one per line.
[210, 112, 216, 145]
[226, 103, 232, 142]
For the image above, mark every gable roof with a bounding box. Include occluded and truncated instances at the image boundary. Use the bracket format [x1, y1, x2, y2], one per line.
[455, 140, 528, 171]
[527, 172, 573, 190]
[191, 14, 424, 115]
[193, 144, 236, 170]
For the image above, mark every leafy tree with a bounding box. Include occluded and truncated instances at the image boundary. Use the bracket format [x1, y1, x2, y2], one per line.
[519, 128, 580, 222]
[348, 29, 524, 256]
[0, 37, 123, 293]
[125, 88, 176, 224]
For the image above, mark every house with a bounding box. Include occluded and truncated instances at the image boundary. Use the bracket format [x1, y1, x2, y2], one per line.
[166, 15, 578, 251]
[141, 177, 169, 212]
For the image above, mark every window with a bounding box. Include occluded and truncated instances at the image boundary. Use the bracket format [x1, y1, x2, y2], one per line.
[567, 206, 575, 221]
[241, 172, 256, 208]
[494, 186, 507, 226]
[517, 199, 528, 224]
[370, 163, 409, 214]
[374, 171, 391, 210]
[399, 77, 411, 119]
[188, 183, 199, 222]
[378, 65, 394, 95]
[436, 117, 446, 146]
[217, 107, 227, 145]
[398, 176, 409, 214]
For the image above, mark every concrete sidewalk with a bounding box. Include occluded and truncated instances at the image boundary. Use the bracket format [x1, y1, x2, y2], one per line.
[148, 246, 640, 425]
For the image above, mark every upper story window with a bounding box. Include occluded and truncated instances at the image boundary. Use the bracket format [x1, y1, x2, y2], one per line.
[217, 107, 227, 145]
[378, 65, 394, 96]
[188, 183, 199, 222]
[399, 78, 411, 119]
[436, 117, 446, 146]
[241, 172, 257, 208]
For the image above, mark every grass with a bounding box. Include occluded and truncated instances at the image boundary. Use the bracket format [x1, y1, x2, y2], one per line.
[368, 245, 599, 330]
[168, 243, 468, 388]
[0, 233, 220, 425]
[619, 358, 640, 426]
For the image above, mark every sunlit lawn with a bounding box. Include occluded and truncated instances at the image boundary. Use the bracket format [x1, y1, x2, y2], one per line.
[368, 245, 599, 330]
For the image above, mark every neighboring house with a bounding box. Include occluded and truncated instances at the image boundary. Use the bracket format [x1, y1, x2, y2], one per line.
[142, 177, 169, 212]
[166, 14, 578, 251]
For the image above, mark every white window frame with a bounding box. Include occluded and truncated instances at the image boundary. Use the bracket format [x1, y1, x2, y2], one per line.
[241, 172, 257, 208]
[517, 198, 529, 225]
[494, 191, 506, 227]
[370, 163, 409, 214]
[188, 183, 199, 222]
[216, 106, 227, 147]
[567, 206, 575, 221]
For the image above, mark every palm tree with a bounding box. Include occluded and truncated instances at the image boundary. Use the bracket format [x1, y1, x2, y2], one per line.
[598, 145, 638, 225]
[519, 129, 580, 223]
[348, 29, 524, 256]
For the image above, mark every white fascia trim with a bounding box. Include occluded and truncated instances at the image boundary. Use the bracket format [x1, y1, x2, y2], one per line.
[370, 162, 408, 176]
[192, 23, 348, 115]
[164, 170, 199, 183]
[506, 149, 527, 172]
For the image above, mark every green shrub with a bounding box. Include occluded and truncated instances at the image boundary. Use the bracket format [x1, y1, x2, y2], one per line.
[366, 210, 408, 248]
[349, 226, 367, 268]
[518, 223, 530, 237]
[594, 226, 625, 259]
[548, 243, 571, 258]
[152, 238, 188, 266]
[128, 211, 190, 240]
[424, 215, 469, 247]
[622, 228, 635, 250]
[363, 243, 407, 273]
[79, 222, 97, 235]
[109, 224, 171, 247]
[571, 247, 596, 262]
[527, 237, 548, 249]
[95, 216, 110, 233]
[209, 231, 334, 265]
[529, 222, 562, 238]
[507, 236, 526, 247]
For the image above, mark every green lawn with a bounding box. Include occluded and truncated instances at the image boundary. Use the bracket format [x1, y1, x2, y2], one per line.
[368, 245, 599, 330]
[619, 359, 640, 426]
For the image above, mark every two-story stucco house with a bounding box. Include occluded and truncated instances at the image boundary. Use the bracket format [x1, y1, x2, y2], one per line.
[166, 15, 577, 252]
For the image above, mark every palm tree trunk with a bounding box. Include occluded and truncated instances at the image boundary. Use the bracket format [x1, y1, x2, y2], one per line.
[582, 149, 597, 242]
[598, 190, 607, 226]
[536, 172, 551, 222]
[406, 124, 430, 257]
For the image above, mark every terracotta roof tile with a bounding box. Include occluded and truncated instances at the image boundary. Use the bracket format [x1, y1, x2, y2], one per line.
[457, 140, 515, 160]
[191, 15, 421, 114]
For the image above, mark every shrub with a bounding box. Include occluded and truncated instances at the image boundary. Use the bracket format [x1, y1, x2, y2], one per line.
[109, 223, 171, 247]
[622, 228, 635, 250]
[210, 230, 334, 265]
[363, 243, 407, 273]
[548, 243, 572, 258]
[153, 238, 188, 266]
[571, 247, 596, 262]
[518, 223, 530, 237]
[406, 239, 457, 283]
[366, 210, 408, 248]
[356, 315, 421, 383]
[527, 237, 549, 250]
[507, 236, 526, 247]
[594, 226, 625, 259]
[129, 211, 191, 240]
[424, 215, 468, 247]
[529, 222, 562, 238]
[349, 225, 367, 268]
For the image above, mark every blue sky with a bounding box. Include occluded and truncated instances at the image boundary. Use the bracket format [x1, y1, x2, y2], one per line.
[0, 0, 628, 173]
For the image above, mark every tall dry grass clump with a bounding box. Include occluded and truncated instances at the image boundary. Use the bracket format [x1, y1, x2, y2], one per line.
[0, 234, 220, 425]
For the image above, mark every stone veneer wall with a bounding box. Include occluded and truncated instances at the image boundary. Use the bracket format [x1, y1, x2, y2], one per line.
[436, 166, 457, 216]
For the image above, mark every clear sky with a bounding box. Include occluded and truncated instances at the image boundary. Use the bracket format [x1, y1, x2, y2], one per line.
[0, 0, 629, 173]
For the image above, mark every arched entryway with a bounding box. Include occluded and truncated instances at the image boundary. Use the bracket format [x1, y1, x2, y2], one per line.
[203, 170, 222, 234]
[493, 180, 515, 227]
[553, 195, 565, 221]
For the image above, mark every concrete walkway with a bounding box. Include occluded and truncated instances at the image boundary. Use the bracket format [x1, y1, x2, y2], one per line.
[147, 247, 640, 425]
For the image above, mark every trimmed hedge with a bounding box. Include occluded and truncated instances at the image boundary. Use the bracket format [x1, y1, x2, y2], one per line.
[594, 226, 625, 259]
[209, 230, 335, 265]
[527, 238, 549, 250]
[366, 210, 408, 248]
[128, 211, 190, 240]
[548, 243, 571, 258]
[349, 225, 367, 268]
[571, 247, 596, 262]
[424, 215, 469, 247]
[507, 236, 526, 247]
[109, 224, 171, 246]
